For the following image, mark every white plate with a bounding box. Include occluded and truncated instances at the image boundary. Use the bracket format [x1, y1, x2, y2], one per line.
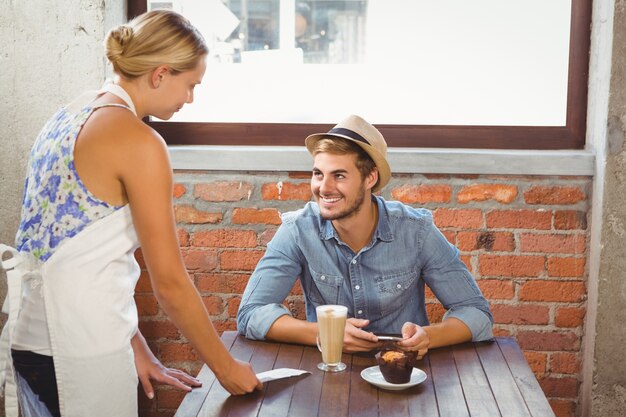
[360, 366, 427, 391]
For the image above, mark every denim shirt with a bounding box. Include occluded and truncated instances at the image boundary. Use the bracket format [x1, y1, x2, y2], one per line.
[237, 196, 493, 341]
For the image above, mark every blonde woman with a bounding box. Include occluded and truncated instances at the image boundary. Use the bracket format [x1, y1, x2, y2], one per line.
[0, 10, 261, 417]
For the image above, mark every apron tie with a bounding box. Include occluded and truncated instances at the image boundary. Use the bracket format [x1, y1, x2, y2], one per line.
[0, 244, 38, 416]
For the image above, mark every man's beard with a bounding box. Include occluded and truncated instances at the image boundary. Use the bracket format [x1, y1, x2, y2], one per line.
[318, 186, 366, 221]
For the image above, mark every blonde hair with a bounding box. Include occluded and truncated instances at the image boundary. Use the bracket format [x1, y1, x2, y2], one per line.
[311, 137, 377, 182]
[105, 9, 208, 79]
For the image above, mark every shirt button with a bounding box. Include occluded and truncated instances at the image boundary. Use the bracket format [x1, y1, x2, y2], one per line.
[355, 285, 360, 290]
[358, 310, 363, 314]
[396, 284, 402, 289]
[320, 275, 326, 280]
[352, 259, 357, 264]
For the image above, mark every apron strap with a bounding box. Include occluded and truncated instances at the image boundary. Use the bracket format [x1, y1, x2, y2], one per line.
[0, 244, 29, 417]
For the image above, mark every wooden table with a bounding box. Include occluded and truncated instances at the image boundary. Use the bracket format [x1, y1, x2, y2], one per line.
[175, 331, 554, 417]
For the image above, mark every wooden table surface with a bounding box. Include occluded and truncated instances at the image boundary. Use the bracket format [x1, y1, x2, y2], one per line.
[175, 331, 554, 417]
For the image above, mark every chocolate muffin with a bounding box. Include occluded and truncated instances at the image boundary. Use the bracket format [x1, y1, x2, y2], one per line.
[375, 349, 418, 384]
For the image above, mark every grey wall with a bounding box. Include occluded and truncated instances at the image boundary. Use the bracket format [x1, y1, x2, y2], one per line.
[589, 1, 626, 415]
[0, 0, 123, 413]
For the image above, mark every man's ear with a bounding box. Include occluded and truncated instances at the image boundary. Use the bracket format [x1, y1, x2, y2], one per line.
[365, 168, 379, 191]
[150, 65, 169, 88]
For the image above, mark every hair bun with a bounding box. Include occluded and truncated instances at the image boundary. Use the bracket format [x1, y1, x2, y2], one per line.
[105, 24, 134, 63]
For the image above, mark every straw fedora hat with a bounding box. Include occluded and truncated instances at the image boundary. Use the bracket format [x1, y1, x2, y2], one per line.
[305, 115, 391, 192]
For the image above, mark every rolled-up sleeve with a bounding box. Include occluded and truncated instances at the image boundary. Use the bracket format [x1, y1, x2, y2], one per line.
[419, 217, 494, 341]
[236, 222, 304, 340]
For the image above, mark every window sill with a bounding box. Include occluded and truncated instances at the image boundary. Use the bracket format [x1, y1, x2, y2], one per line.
[169, 146, 595, 176]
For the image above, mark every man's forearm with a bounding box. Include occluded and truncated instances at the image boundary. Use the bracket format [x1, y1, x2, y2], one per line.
[423, 317, 472, 349]
[265, 315, 318, 346]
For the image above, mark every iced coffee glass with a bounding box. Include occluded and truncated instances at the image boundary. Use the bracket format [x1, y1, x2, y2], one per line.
[316, 305, 348, 372]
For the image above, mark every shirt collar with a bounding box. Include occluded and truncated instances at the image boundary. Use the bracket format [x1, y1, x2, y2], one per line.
[318, 195, 394, 243]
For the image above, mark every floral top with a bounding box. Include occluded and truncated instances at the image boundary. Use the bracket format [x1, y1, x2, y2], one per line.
[15, 104, 127, 261]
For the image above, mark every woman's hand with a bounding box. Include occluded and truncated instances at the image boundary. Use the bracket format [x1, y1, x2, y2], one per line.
[214, 358, 263, 395]
[132, 331, 201, 399]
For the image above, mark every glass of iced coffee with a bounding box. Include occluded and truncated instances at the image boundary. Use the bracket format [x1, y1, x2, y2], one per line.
[315, 305, 348, 372]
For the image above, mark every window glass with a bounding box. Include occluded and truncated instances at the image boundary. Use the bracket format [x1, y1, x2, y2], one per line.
[149, 0, 570, 127]
[132, 0, 590, 149]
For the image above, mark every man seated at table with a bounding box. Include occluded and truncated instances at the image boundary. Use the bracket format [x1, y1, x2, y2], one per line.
[237, 115, 493, 357]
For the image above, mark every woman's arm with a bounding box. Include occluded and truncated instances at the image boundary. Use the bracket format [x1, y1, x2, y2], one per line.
[115, 120, 261, 395]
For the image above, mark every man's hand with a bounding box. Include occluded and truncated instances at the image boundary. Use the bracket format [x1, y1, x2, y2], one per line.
[396, 322, 430, 359]
[342, 318, 379, 352]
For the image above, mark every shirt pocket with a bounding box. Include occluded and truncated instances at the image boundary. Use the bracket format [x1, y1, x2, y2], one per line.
[308, 269, 344, 306]
[374, 270, 418, 316]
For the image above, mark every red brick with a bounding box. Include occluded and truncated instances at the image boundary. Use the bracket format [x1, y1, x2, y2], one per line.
[554, 210, 587, 230]
[135, 294, 159, 316]
[547, 257, 585, 277]
[538, 376, 578, 398]
[493, 327, 511, 337]
[136, 270, 153, 293]
[177, 228, 189, 247]
[259, 228, 278, 246]
[181, 249, 218, 272]
[288, 171, 311, 179]
[517, 331, 580, 351]
[491, 304, 549, 325]
[486, 209, 552, 230]
[227, 297, 241, 318]
[549, 399, 575, 417]
[391, 184, 452, 204]
[135, 249, 146, 269]
[457, 184, 518, 204]
[232, 207, 282, 225]
[426, 302, 445, 323]
[287, 298, 306, 320]
[213, 320, 237, 333]
[289, 280, 303, 296]
[196, 273, 250, 294]
[424, 286, 436, 300]
[459, 255, 472, 272]
[433, 209, 483, 229]
[156, 389, 186, 409]
[524, 186, 586, 205]
[220, 250, 265, 271]
[174, 205, 223, 224]
[191, 230, 257, 248]
[194, 182, 254, 202]
[441, 230, 456, 245]
[139, 320, 180, 340]
[159, 343, 198, 362]
[555, 307, 586, 328]
[479, 255, 545, 277]
[457, 231, 515, 252]
[202, 295, 224, 315]
[172, 183, 186, 198]
[550, 352, 580, 374]
[519, 281, 586, 303]
[523, 351, 547, 376]
[262, 182, 311, 201]
[477, 279, 515, 299]
[520, 234, 586, 254]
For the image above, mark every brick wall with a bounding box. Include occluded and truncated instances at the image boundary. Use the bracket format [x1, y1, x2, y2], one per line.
[136, 172, 590, 417]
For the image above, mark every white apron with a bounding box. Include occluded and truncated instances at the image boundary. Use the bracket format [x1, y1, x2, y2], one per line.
[1, 206, 140, 416]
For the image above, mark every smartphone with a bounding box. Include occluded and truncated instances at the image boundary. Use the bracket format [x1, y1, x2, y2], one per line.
[375, 335, 404, 342]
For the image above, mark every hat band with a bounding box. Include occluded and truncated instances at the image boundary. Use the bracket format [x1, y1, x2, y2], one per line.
[328, 127, 370, 146]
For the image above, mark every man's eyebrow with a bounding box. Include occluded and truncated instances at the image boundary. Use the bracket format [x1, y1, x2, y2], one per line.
[312, 167, 349, 175]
